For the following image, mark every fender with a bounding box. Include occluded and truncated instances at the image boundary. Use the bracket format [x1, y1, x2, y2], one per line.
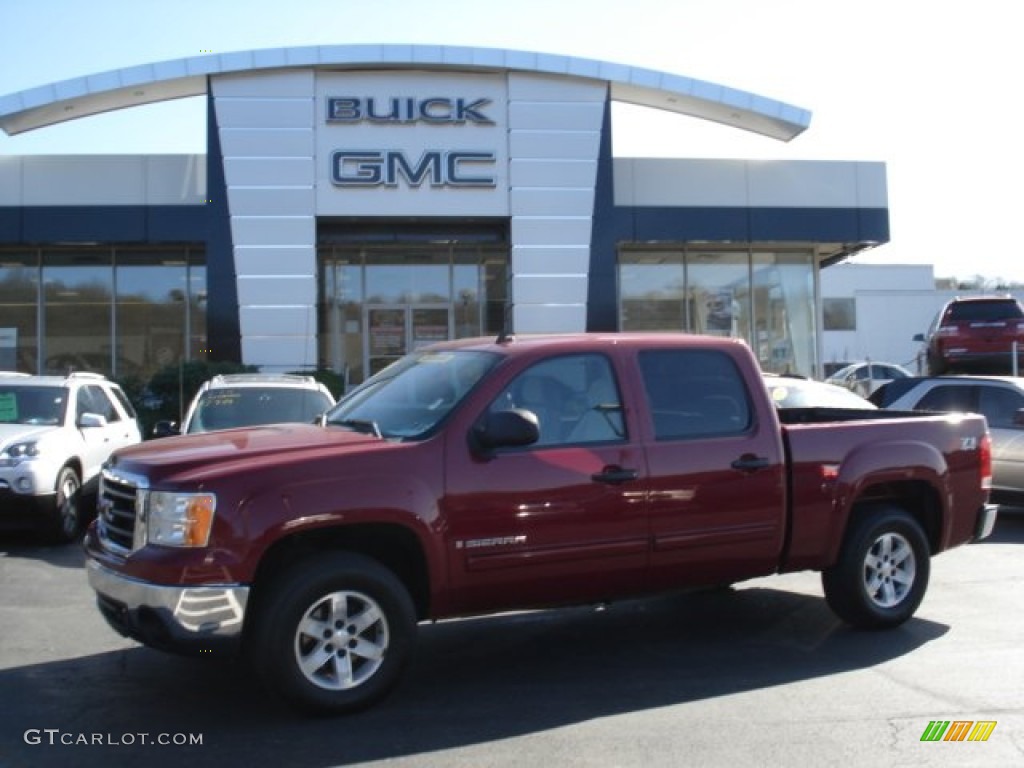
[235, 465, 447, 597]
[824, 438, 950, 565]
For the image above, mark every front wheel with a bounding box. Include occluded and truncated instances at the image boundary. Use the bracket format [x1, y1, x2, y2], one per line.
[247, 551, 416, 714]
[46, 466, 82, 544]
[822, 506, 930, 629]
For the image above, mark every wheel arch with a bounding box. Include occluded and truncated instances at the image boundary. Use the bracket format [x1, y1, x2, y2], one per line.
[247, 523, 432, 626]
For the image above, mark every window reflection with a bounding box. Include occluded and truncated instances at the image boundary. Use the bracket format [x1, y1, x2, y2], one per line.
[619, 246, 817, 376]
[0, 246, 206, 379]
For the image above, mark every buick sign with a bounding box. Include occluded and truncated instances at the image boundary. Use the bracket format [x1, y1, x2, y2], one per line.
[327, 97, 494, 125]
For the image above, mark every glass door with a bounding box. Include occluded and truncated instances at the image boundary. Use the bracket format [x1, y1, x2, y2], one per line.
[365, 305, 451, 376]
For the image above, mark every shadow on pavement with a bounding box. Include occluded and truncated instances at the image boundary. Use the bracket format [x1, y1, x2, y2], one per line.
[0, 584, 948, 768]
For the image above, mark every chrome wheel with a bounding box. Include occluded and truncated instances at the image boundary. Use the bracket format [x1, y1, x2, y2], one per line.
[294, 590, 390, 691]
[862, 531, 915, 608]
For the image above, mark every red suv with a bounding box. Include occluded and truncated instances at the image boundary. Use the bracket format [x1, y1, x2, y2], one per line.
[917, 296, 1024, 375]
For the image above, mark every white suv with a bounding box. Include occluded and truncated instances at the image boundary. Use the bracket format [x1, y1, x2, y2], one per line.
[153, 373, 336, 437]
[0, 372, 142, 542]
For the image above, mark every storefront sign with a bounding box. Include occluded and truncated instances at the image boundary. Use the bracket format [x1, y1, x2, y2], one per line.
[327, 97, 493, 125]
[331, 150, 496, 187]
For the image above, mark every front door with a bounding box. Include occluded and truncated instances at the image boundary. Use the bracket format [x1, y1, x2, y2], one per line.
[365, 305, 451, 376]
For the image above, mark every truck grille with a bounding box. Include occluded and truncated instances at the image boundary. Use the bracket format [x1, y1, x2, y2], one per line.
[97, 468, 145, 554]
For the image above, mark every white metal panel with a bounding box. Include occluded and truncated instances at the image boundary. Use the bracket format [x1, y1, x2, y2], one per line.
[223, 157, 314, 187]
[229, 216, 315, 247]
[239, 305, 317, 336]
[855, 162, 889, 208]
[512, 303, 587, 333]
[512, 275, 588, 304]
[211, 70, 314, 98]
[511, 217, 594, 246]
[617, 158, 748, 207]
[227, 187, 315, 217]
[747, 161, 859, 207]
[233, 246, 318, 276]
[213, 98, 315, 130]
[0, 157, 21, 205]
[509, 131, 601, 159]
[236, 274, 317, 305]
[22, 156, 145, 205]
[508, 73, 606, 102]
[509, 159, 598, 188]
[144, 155, 206, 204]
[510, 188, 595, 217]
[240, 335, 319, 370]
[218, 128, 315, 158]
[508, 102, 605, 131]
[511, 246, 591, 275]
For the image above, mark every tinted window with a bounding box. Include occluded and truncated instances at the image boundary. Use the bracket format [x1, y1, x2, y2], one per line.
[487, 354, 625, 447]
[977, 386, 1024, 428]
[639, 349, 752, 440]
[78, 384, 120, 423]
[914, 386, 976, 413]
[108, 385, 137, 419]
[945, 300, 1024, 323]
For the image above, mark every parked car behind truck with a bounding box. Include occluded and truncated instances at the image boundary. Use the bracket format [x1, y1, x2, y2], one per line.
[84, 333, 996, 714]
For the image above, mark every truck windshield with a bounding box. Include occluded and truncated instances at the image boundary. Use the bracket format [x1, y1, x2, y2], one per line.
[325, 350, 500, 439]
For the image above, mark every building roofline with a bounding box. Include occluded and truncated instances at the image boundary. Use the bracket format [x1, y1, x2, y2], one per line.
[0, 44, 811, 141]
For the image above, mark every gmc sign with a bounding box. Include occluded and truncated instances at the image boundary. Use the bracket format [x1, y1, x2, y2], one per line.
[331, 150, 496, 188]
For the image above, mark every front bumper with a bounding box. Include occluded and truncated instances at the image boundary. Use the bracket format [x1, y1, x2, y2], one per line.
[86, 559, 249, 655]
[974, 503, 999, 541]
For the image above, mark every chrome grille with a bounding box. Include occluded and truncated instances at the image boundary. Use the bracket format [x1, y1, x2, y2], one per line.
[97, 468, 144, 554]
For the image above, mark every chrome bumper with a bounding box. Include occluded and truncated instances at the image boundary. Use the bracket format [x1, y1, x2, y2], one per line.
[87, 560, 249, 650]
[975, 503, 999, 541]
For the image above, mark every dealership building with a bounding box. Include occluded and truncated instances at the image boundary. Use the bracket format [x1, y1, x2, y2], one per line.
[0, 45, 888, 385]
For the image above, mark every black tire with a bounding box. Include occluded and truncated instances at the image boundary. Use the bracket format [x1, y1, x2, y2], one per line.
[46, 466, 83, 544]
[247, 551, 416, 715]
[822, 505, 930, 629]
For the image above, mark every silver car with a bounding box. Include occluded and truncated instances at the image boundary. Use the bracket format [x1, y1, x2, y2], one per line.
[881, 376, 1024, 505]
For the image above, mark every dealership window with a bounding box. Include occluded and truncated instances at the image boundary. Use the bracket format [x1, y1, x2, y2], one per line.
[823, 298, 857, 331]
[0, 246, 205, 380]
[619, 246, 817, 376]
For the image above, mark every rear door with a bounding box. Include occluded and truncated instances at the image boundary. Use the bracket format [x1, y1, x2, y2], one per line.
[633, 346, 787, 589]
[442, 351, 648, 614]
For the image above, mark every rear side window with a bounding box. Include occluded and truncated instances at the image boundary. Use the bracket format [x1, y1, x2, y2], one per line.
[945, 300, 1024, 323]
[977, 386, 1024, 428]
[638, 349, 752, 440]
[914, 386, 976, 413]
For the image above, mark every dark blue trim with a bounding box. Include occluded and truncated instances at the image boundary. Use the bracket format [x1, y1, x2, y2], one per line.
[0, 205, 206, 242]
[587, 93, 630, 332]
[203, 85, 242, 363]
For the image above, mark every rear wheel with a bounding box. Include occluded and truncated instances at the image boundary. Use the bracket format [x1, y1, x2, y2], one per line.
[247, 551, 416, 714]
[46, 466, 82, 544]
[822, 505, 930, 629]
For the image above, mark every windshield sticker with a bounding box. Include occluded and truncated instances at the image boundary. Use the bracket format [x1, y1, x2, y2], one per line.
[0, 392, 16, 421]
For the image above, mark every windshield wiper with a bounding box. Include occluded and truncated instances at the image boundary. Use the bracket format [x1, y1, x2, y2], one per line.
[332, 419, 382, 438]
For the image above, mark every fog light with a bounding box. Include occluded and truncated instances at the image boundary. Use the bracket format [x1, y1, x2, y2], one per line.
[15, 476, 34, 493]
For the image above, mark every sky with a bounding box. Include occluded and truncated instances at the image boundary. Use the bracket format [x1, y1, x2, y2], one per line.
[1, 0, 1020, 283]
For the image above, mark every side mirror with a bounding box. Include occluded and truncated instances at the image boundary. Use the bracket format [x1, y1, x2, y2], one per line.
[471, 408, 540, 454]
[78, 412, 107, 429]
[152, 420, 181, 438]
[912, 333, 925, 342]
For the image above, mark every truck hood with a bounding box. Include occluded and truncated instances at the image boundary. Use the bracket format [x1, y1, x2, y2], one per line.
[105, 424, 384, 485]
[0, 423, 53, 448]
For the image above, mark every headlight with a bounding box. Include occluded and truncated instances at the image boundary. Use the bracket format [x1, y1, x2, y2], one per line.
[6, 441, 40, 458]
[143, 490, 217, 548]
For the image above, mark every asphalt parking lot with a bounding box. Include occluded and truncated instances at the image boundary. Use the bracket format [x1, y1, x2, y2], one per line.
[1, 512, 1022, 768]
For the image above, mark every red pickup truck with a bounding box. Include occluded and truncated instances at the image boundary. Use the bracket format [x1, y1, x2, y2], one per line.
[84, 333, 996, 714]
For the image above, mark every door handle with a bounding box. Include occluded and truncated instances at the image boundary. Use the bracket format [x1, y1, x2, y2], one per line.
[730, 454, 771, 473]
[591, 466, 639, 485]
